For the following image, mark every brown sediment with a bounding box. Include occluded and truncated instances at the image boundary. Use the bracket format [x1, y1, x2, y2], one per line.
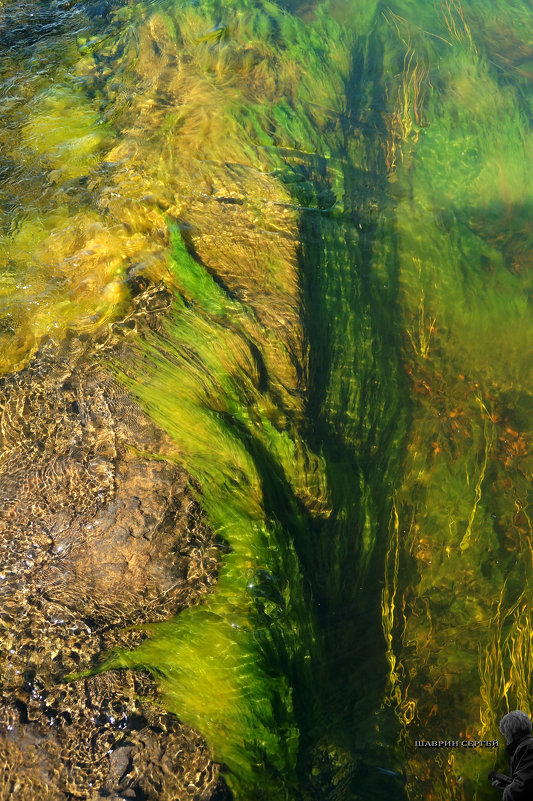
[0, 284, 230, 800]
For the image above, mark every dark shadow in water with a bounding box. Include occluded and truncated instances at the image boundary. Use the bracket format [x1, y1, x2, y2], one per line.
[290, 27, 410, 801]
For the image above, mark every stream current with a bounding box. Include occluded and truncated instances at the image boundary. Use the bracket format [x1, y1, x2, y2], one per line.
[0, 1, 532, 799]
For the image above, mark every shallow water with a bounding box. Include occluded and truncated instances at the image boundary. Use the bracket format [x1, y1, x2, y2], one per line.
[1, 0, 532, 799]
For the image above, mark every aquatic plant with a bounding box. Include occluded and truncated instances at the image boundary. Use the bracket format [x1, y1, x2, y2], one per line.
[378, 1, 533, 797]
[97, 0, 409, 797]
[2, 0, 531, 799]
[103, 221, 313, 796]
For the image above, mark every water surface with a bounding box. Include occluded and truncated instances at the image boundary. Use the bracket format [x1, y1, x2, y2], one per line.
[1, 0, 532, 799]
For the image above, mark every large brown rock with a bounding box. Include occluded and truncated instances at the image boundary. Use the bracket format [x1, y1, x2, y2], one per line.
[0, 285, 229, 800]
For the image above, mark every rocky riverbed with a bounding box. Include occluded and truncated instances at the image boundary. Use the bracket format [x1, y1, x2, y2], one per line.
[0, 280, 231, 800]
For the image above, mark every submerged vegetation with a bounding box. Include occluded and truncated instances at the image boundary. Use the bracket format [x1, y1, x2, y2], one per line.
[1, 0, 532, 799]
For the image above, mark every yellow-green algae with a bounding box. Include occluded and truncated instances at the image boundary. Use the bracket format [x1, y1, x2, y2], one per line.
[107, 1, 531, 797]
[0, 1, 172, 372]
[377, 1, 533, 799]
[0, 27, 124, 370]
[96, 0, 409, 798]
[103, 222, 313, 795]
[1, 0, 532, 799]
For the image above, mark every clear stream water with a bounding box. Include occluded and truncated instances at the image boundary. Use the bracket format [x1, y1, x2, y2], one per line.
[1, 0, 532, 799]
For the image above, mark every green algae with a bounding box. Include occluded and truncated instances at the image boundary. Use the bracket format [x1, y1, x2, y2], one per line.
[89, 0, 530, 797]
[0, 7, 129, 372]
[1, 0, 532, 799]
[376, 1, 533, 797]
[21, 88, 113, 180]
[101, 218, 327, 796]
[94, 2, 413, 798]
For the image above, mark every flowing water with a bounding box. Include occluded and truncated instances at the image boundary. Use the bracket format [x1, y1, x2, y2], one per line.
[1, 0, 532, 799]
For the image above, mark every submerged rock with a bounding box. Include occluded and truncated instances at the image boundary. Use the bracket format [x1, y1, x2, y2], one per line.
[0, 284, 229, 800]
